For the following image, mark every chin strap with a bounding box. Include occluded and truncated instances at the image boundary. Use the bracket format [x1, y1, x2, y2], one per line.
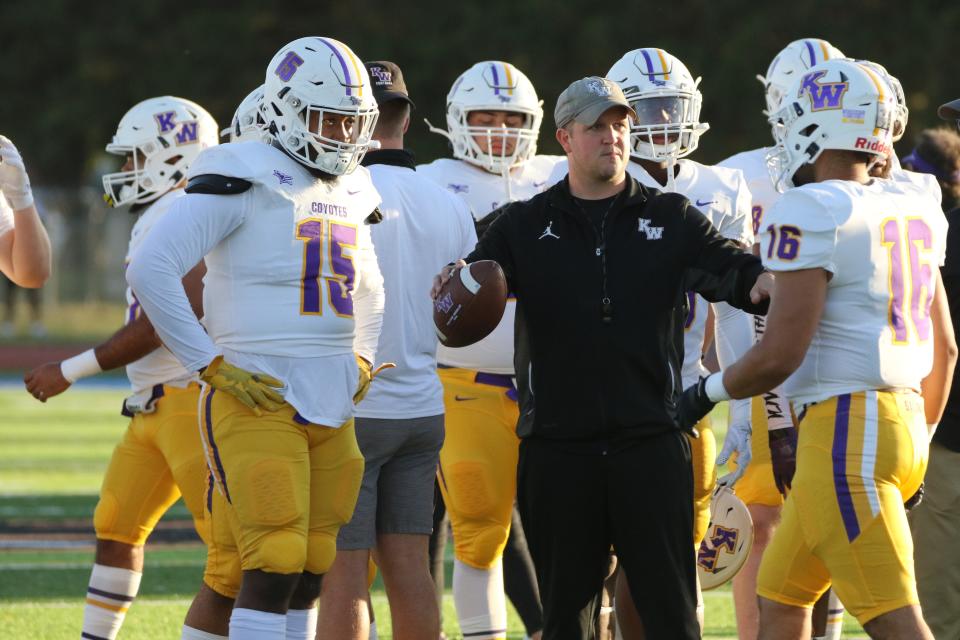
[665, 160, 678, 192]
[423, 118, 453, 143]
[501, 164, 515, 203]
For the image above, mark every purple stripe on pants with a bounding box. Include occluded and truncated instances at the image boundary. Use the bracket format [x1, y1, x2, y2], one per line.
[832, 393, 860, 541]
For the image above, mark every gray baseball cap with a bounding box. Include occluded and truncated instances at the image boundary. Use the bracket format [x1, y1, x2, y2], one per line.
[554, 77, 637, 129]
[938, 98, 960, 121]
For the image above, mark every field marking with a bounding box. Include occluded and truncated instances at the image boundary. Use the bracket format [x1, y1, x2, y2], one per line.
[0, 560, 203, 570]
[0, 540, 94, 549]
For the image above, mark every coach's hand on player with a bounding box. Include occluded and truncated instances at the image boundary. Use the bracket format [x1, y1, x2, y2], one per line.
[24, 361, 71, 402]
[200, 355, 284, 416]
[676, 377, 715, 437]
[716, 420, 752, 488]
[353, 355, 396, 404]
[431, 259, 467, 300]
[768, 426, 798, 495]
[750, 270, 775, 305]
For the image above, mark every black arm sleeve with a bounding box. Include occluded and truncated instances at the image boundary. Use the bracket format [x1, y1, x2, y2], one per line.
[683, 200, 769, 315]
[475, 205, 507, 239]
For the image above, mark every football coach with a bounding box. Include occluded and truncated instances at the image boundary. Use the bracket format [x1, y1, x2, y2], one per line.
[433, 76, 773, 638]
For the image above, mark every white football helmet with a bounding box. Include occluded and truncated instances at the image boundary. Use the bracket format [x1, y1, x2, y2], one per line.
[758, 38, 845, 116]
[697, 487, 754, 590]
[606, 48, 709, 162]
[855, 60, 908, 142]
[263, 37, 378, 175]
[103, 96, 218, 207]
[427, 61, 544, 174]
[766, 58, 896, 192]
[222, 85, 269, 143]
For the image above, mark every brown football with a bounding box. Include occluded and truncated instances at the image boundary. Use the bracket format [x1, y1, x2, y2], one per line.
[433, 260, 509, 348]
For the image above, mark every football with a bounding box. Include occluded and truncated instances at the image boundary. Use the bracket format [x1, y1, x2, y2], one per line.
[433, 260, 509, 348]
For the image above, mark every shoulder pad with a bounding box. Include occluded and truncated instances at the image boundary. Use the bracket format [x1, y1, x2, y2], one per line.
[365, 207, 383, 225]
[185, 174, 252, 195]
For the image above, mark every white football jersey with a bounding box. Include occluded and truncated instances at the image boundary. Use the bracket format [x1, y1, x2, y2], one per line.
[128, 141, 384, 426]
[762, 178, 948, 405]
[718, 146, 791, 429]
[717, 147, 779, 242]
[625, 159, 755, 387]
[124, 190, 196, 393]
[891, 167, 943, 206]
[357, 159, 478, 419]
[419, 155, 562, 374]
[0, 196, 13, 236]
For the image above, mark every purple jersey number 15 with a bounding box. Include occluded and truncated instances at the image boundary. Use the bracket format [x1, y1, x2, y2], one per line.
[881, 217, 934, 343]
[296, 219, 357, 317]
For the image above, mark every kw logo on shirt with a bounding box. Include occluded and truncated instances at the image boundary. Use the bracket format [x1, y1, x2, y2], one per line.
[638, 218, 663, 240]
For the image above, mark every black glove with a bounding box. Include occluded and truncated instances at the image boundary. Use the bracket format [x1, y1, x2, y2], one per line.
[769, 427, 798, 496]
[904, 483, 924, 511]
[677, 377, 715, 438]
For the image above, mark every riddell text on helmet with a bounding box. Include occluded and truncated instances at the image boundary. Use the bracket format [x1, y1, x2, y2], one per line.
[854, 137, 891, 155]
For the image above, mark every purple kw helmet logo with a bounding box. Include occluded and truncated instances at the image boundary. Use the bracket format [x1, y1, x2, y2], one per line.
[798, 70, 848, 111]
[697, 525, 740, 573]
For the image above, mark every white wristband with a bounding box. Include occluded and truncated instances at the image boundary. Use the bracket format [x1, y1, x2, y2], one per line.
[704, 372, 731, 402]
[60, 349, 102, 383]
[8, 190, 34, 211]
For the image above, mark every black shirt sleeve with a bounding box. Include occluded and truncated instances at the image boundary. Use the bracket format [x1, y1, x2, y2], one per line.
[934, 207, 960, 452]
[682, 200, 768, 315]
[466, 203, 517, 289]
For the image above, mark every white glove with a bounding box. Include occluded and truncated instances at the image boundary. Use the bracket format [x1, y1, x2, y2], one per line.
[716, 421, 752, 488]
[0, 136, 34, 210]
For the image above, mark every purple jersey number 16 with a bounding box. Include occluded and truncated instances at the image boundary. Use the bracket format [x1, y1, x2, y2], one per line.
[766, 224, 802, 261]
[881, 217, 934, 343]
[296, 219, 357, 317]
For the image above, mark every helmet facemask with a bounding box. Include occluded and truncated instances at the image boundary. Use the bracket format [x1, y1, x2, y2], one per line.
[103, 136, 191, 207]
[427, 61, 544, 177]
[445, 105, 540, 174]
[269, 88, 378, 175]
[263, 38, 380, 176]
[606, 49, 710, 170]
[626, 89, 709, 163]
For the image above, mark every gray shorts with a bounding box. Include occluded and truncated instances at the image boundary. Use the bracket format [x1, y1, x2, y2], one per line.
[338, 414, 444, 550]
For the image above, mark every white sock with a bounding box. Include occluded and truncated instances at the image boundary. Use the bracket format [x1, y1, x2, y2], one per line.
[813, 591, 844, 640]
[285, 607, 318, 640]
[81, 563, 142, 640]
[180, 625, 228, 640]
[452, 557, 507, 639]
[368, 619, 378, 640]
[229, 608, 286, 640]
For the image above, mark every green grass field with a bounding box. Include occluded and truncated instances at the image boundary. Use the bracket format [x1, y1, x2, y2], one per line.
[0, 388, 868, 638]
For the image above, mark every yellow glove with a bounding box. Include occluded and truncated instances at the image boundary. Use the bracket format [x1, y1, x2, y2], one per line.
[201, 355, 285, 416]
[354, 355, 396, 404]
